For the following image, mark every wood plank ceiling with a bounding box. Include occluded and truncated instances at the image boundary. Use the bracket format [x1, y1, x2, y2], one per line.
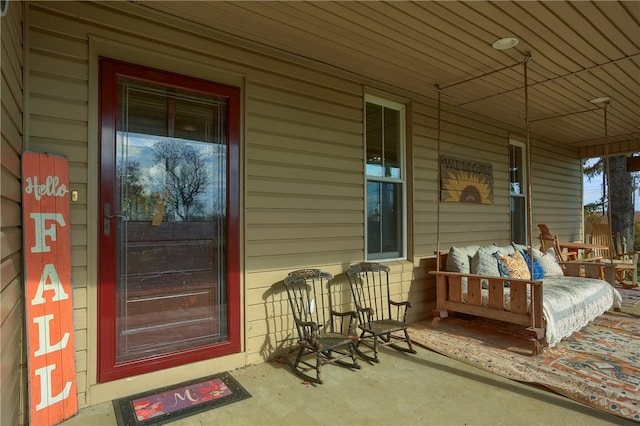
[139, 1, 639, 157]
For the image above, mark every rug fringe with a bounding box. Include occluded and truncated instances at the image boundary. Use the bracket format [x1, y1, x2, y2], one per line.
[531, 338, 545, 356]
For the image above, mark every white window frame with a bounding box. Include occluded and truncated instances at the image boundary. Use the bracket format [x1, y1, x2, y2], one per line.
[364, 94, 407, 261]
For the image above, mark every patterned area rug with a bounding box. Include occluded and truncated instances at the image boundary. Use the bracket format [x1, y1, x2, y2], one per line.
[616, 286, 640, 307]
[113, 372, 251, 425]
[408, 312, 640, 423]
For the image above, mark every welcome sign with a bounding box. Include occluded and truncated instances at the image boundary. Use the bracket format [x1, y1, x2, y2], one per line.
[22, 152, 77, 425]
[440, 155, 494, 204]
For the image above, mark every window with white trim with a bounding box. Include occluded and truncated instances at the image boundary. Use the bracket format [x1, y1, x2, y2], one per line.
[365, 95, 406, 260]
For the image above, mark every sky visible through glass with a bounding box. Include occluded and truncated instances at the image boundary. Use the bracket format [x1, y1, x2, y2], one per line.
[583, 158, 639, 210]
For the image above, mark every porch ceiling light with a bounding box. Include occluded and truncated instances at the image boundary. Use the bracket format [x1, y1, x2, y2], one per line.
[492, 37, 519, 50]
[590, 96, 610, 106]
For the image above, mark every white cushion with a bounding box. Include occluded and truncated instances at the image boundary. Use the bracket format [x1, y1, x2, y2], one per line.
[534, 247, 564, 277]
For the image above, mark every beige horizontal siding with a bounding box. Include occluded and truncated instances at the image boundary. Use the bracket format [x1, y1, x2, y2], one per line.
[413, 101, 513, 258]
[0, 227, 21, 259]
[529, 137, 585, 242]
[1, 140, 21, 177]
[1, 3, 25, 425]
[0, 304, 23, 424]
[0, 166, 21, 202]
[412, 108, 585, 281]
[29, 71, 88, 101]
[23, 0, 587, 409]
[245, 74, 365, 272]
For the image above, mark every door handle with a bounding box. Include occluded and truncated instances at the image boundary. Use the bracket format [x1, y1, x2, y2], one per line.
[103, 203, 127, 235]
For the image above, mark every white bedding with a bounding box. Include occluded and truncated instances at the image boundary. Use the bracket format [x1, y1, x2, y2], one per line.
[475, 276, 621, 348]
[540, 276, 621, 347]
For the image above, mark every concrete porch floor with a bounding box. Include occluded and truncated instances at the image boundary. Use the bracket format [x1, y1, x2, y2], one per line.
[60, 345, 634, 426]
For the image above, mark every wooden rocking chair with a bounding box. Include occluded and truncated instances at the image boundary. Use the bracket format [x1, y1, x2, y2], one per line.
[282, 269, 361, 384]
[591, 223, 638, 286]
[346, 262, 416, 363]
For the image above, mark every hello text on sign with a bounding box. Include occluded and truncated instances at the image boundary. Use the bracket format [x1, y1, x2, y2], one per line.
[22, 152, 78, 426]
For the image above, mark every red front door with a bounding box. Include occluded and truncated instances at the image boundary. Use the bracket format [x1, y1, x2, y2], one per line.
[98, 59, 241, 382]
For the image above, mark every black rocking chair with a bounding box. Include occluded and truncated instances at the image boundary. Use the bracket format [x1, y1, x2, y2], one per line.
[283, 269, 361, 384]
[346, 262, 416, 362]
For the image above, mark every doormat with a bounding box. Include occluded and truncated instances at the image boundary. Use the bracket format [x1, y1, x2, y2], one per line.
[113, 372, 251, 426]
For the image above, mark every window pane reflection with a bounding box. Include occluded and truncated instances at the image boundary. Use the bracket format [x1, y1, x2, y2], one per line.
[367, 181, 402, 259]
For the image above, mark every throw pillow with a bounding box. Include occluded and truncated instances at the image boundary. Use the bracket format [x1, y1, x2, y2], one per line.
[446, 246, 470, 273]
[534, 247, 564, 277]
[471, 246, 501, 276]
[500, 251, 531, 280]
[446, 245, 480, 274]
[492, 252, 511, 278]
[521, 252, 545, 280]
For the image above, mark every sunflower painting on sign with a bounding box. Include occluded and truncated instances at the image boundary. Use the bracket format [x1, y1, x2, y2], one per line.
[440, 156, 493, 204]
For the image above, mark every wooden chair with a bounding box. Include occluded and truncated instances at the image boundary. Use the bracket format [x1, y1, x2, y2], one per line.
[591, 223, 613, 259]
[591, 223, 638, 286]
[282, 269, 361, 384]
[538, 229, 577, 263]
[346, 262, 416, 363]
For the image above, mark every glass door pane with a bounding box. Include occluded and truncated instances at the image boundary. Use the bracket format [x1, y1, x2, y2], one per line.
[114, 79, 228, 363]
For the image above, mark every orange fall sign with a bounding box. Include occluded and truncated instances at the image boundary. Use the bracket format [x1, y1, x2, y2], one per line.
[22, 152, 78, 425]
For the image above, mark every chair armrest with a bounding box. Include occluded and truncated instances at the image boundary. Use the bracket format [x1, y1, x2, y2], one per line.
[390, 300, 412, 308]
[574, 256, 603, 262]
[390, 300, 412, 322]
[330, 309, 360, 336]
[330, 309, 358, 319]
[618, 251, 639, 260]
[294, 318, 319, 333]
[356, 306, 375, 316]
